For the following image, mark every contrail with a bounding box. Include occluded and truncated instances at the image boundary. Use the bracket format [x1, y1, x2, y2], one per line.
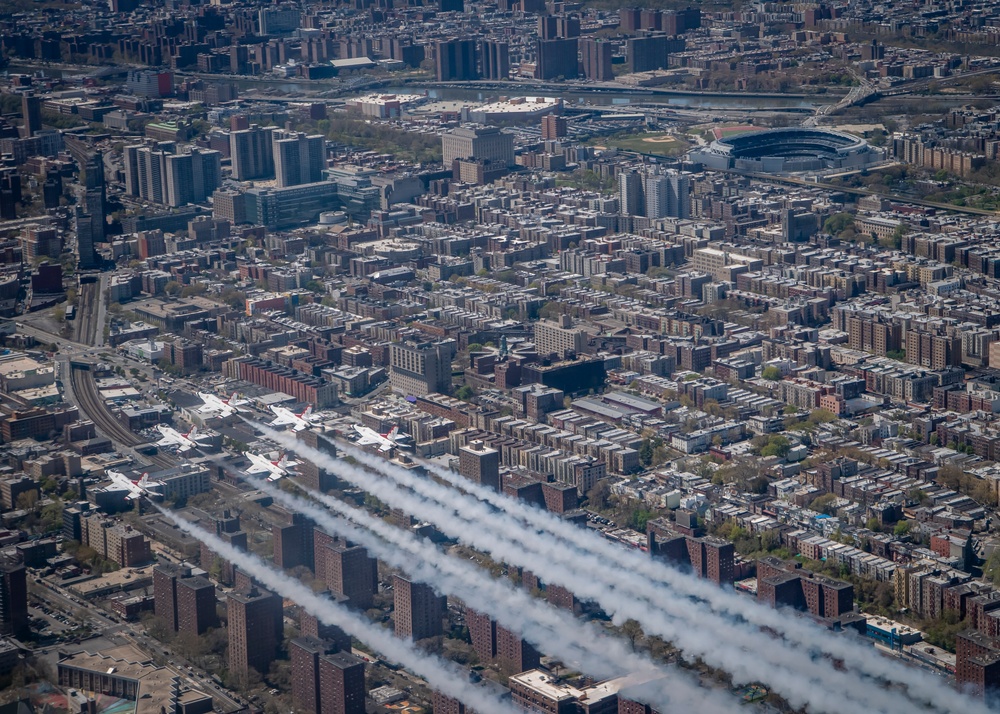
[243, 473, 735, 714]
[151, 504, 519, 714]
[411, 449, 977, 714]
[257, 424, 979, 714]
[330, 438, 984, 714]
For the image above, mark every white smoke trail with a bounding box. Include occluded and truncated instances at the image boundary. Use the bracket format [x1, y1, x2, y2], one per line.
[411, 448, 977, 714]
[244, 473, 735, 714]
[152, 504, 519, 714]
[257, 425, 977, 714]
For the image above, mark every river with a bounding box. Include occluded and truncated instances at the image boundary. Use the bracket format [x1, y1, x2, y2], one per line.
[9, 62, 819, 110]
[378, 85, 819, 110]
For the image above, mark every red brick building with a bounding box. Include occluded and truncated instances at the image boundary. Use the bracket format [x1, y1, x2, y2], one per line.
[466, 608, 497, 663]
[957, 630, 1000, 704]
[755, 557, 854, 620]
[176, 576, 217, 635]
[393, 574, 445, 641]
[497, 623, 541, 676]
[326, 541, 377, 610]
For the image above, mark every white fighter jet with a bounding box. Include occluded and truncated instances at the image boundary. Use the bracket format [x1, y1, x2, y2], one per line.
[244, 451, 300, 481]
[353, 424, 408, 452]
[268, 405, 320, 432]
[156, 424, 211, 452]
[107, 470, 165, 501]
[197, 391, 249, 418]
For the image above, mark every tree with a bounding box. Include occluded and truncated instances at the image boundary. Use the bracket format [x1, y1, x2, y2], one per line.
[164, 281, 182, 296]
[893, 520, 911, 536]
[985, 549, 1000, 587]
[761, 366, 782, 381]
[455, 385, 475, 401]
[809, 493, 839, 515]
[879, 223, 908, 251]
[808, 408, 837, 425]
[40, 500, 64, 532]
[823, 212, 854, 236]
[586, 480, 612, 511]
[180, 283, 207, 298]
[621, 619, 644, 651]
[538, 302, 562, 321]
[759, 435, 790, 458]
[639, 438, 654, 467]
[16, 491, 39, 513]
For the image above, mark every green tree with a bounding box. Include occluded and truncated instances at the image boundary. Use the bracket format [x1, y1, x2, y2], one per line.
[809, 493, 839, 515]
[639, 438, 654, 466]
[455, 385, 475, 401]
[180, 283, 207, 298]
[985, 549, 1000, 587]
[823, 212, 854, 236]
[808, 408, 837, 425]
[760, 436, 790, 458]
[761, 366, 782, 381]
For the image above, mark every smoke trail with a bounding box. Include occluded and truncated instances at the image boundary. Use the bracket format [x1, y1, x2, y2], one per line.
[257, 424, 977, 714]
[243, 473, 735, 714]
[409, 447, 978, 714]
[151, 504, 519, 714]
[332, 439, 984, 714]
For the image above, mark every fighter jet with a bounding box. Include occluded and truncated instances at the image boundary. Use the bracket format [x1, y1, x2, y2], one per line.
[353, 424, 409, 452]
[197, 391, 249, 418]
[156, 424, 211, 452]
[268, 405, 320, 432]
[244, 451, 300, 481]
[107, 470, 165, 501]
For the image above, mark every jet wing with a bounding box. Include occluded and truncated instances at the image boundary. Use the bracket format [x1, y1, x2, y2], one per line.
[246, 463, 270, 474]
[379, 442, 393, 452]
[266, 472, 284, 482]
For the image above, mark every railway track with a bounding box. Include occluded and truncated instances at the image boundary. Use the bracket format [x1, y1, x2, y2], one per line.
[73, 282, 97, 345]
[69, 363, 175, 470]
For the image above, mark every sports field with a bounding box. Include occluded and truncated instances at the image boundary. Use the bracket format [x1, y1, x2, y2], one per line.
[596, 132, 690, 157]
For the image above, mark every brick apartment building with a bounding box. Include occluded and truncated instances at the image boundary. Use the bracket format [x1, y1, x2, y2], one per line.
[393, 574, 445, 641]
[325, 541, 378, 610]
[228, 585, 283, 679]
[957, 630, 1000, 704]
[756, 557, 854, 620]
[647, 518, 735, 586]
[291, 636, 366, 714]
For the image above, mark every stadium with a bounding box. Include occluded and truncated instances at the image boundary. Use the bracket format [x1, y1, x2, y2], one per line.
[690, 127, 884, 174]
